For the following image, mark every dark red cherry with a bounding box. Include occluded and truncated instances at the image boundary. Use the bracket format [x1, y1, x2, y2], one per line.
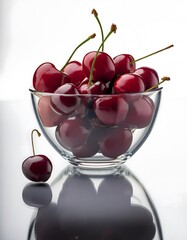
[113, 73, 145, 94]
[99, 128, 133, 158]
[120, 96, 155, 129]
[33, 62, 70, 93]
[94, 96, 129, 126]
[63, 61, 86, 86]
[22, 155, 53, 182]
[82, 51, 115, 83]
[55, 116, 91, 149]
[134, 67, 159, 90]
[51, 83, 81, 115]
[38, 96, 66, 127]
[113, 54, 136, 76]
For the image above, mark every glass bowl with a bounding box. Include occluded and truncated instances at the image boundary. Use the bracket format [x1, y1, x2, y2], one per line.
[30, 88, 162, 169]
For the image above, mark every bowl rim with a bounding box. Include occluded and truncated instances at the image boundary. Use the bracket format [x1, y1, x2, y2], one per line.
[29, 87, 162, 97]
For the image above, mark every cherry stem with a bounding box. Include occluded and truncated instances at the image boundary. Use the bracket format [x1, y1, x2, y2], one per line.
[134, 44, 174, 63]
[60, 33, 96, 71]
[92, 9, 104, 51]
[146, 76, 170, 92]
[88, 24, 117, 86]
[31, 129, 41, 156]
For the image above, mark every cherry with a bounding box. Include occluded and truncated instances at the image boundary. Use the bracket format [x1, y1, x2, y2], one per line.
[134, 67, 159, 90]
[33, 62, 70, 93]
[55, 116, 91, 149]
[22, 129, 53, 182]
[83, 24, 117, 86]
[63, 61, 86, 86]
[51, 83, 81, 115]
[99, 128, 132, 158]
[82, 51, 116, 83]
[113, 54, 136, 76]
[120, 96, 154, 129]
[94, 96, 129, 126]
[113, 73, 145, 94]
[38, 96, 66, 127]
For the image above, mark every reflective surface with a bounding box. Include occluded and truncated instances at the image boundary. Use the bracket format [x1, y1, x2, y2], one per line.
[25, 165, 163, 240]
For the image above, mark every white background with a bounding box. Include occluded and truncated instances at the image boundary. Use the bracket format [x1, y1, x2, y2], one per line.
[1, 0, 187, 239]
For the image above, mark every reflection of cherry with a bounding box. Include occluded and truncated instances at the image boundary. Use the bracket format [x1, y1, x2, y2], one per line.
[22, 129, 53, 182]
[22, 183, 52, 207]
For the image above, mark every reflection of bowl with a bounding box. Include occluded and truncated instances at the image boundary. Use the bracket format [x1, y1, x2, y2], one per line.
[30, 88, 162, 168]
[26, 165, 163, 240]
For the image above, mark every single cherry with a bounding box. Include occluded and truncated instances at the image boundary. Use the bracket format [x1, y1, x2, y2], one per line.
[63, 61, 86, 86]
[38, 96, 66, 127]
[51, 83, 82, 115]
[113, 54, 136, 76]
[55, 116, 91, 149]
[99, 127, 133, 158]
[120, 96, 155, 129]
[22, 129, 53, 182]
[94, 96, 129, 126]
[134, 67, 159, 90]
[82, 51, 116, 83]
[33, 62, 70, 93]
[113, 73, 145, 94]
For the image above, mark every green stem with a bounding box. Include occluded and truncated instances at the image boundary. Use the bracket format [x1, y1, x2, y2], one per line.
[135, 44, 174, 63]
[60, 33, 96, 71]
[92, 9, 104, 51]
[31, 129, 41, 156]
[88, 24, 117, 86]
[145, 76, 170, 92]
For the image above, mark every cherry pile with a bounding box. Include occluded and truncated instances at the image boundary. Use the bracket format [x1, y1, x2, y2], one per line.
[32, 9, 172, 159]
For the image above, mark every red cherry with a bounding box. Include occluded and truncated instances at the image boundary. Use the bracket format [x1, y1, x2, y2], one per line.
[94, 96, 129, 126]
[63, 61, 86, 86]
[99, 128, 132, 158]
[33, 62, 70, 93]
[22, 129, 53, 182]
[51, 83, 81, 115]
[120, 96, 155, 129]
[113, 73, 145, 94]
[82, 51, 116, 83]
[55, 116, 91, 149]
[113, 54, 136, 76]
[134, 67, 159, 90]
[38, 96, 66, 127]
[22, 155, 53, 182]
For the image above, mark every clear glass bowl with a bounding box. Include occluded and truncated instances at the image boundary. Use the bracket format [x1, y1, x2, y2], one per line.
[30, 88, 162, 169]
